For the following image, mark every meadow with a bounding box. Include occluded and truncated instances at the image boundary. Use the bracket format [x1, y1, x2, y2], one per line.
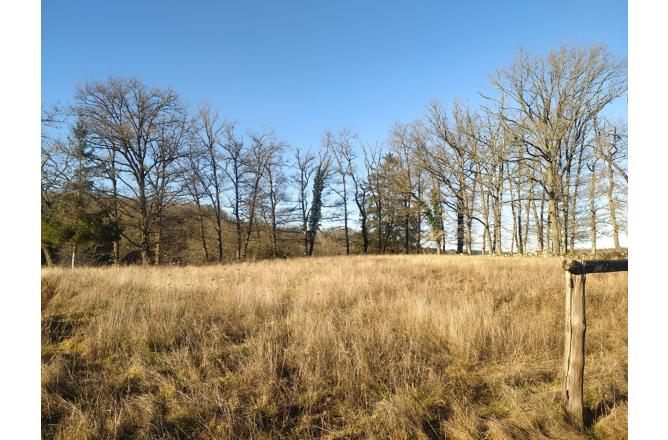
[41, 255, 627, 439]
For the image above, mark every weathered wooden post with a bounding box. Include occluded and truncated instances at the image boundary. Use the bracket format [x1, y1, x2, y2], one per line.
[561, 259, 628, 429]
[562, 260, 586, 429]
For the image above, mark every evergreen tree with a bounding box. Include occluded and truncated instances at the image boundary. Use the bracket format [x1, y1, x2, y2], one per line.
[41, 116, 119, 267]
[307, 160, 329, 255]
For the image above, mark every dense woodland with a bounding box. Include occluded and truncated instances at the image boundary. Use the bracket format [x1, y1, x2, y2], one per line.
[41, 45, 627, 267]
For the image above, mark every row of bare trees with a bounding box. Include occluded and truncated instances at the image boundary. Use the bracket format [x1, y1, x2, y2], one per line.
[41, 78, 332, 266]
[362, 45, 627, 256]
[41, 45, 627, 266]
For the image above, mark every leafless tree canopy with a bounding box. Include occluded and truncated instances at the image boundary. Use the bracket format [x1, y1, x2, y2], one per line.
[42, 46, 627, 265]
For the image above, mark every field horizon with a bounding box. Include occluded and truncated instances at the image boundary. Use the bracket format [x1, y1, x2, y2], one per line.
[41, 255, 627, 439]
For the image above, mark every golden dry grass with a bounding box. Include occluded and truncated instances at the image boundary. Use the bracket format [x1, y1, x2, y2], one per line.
[41, 255, 627, 439]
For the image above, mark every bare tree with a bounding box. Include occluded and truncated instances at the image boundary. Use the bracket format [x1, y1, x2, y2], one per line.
[471, 114, 506, 254]
[347, 143, 370, 254]
[182, 143, 211, 262]
[389, 123, 421, 254]
[292, 148, 317, 255]
[149, 110, 191, 265]
[191, 105, 228, 262]
[326, 129, 357, 255]
[260, 140, 288, 258]
[419, 102, 477, 254]
[240, 132, 275, 260]
[75, 78, 189, 265]
[586, 136, 600, 255]
[490, 46, 626, 255]
[364, 142, 386, 252]
[220, 124, 246, 261]
[596, 121, 627, 250]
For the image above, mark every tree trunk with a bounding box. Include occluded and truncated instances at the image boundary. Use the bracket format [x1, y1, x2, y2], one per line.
[463, 187, 473, 255]
[513, 169, 524, 255]
[382, 214, 393, 254]
[139, 175, 151, 266]
[235, 213, 242, 261]
[479, 178, 492, 255]
[234, 165, 242, 261]
[493, 201, 502, 255]
[569, 147, 585, 252]
[71, 243, 77, 269]
[215, 210, 224, 262]
[607, 158, 620, 250]
[42, 245, 54, 267]
[464, 180, 474, 255]
[303, 230, 308, 256]
[492, 178, 503, 255]
[141, 246, 151, 266]
[509, 179, 519, 254]
[456, 192, 465, 254]
[547, 163, 562, 255]
[210, 146, 225, 263]
[465, 219, 472, 255]
[343, 178, 350, 255]
[361, 214, 369, 254]
[546, 204, 552, 254]
[482, 228, 488, 255]
[112, 241, 120, 266]
[155, 218, 162, 265]
[242, 176, 264, 260]
[111, 153, 120, 266]
[416, 178, 423, 253]
[516, 198, 523, 254]
[416, 217, 422, 253]
[533, 188, 544, 253]
[377, 199, 383, 253]
[589, 164, 597, 255]
[404, 193, 411, 254]
[493, 160, 505, 255]
[562, 183, 570, 255]
[242, 215, 254, 260]
[510, 206, 516, 254]
[271, 203, 278, 258]
[523, 186, 531, 253]
[196, 200, 209, 262]
[456, 209, 464, 254]
[255, 217, 262, 258]
[303, 217, 309, 256]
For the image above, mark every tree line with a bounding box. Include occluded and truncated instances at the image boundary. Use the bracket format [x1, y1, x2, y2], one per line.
[41, 45, 627, 267]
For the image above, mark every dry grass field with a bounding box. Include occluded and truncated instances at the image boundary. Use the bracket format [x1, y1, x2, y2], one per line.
[41, 255, 627, 439]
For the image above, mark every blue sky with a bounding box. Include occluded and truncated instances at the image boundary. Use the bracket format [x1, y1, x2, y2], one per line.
[42, 0, 627, 148]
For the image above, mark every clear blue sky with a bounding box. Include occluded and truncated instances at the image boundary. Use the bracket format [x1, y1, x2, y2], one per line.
[42, 0, 628, 148]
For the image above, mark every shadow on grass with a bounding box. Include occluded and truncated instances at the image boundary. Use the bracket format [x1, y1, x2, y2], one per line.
[584, 389, 628, 429]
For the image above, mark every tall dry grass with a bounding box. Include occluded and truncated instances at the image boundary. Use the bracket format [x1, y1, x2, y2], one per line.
[41, 255, 627, 439]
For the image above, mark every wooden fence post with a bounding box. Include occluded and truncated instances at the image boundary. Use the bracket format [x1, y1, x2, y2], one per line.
[563, 266, 586, 429]
[560, 258, 627, 430]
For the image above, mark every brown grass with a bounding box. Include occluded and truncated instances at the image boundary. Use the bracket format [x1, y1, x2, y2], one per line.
[41, 255, 627, 439]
